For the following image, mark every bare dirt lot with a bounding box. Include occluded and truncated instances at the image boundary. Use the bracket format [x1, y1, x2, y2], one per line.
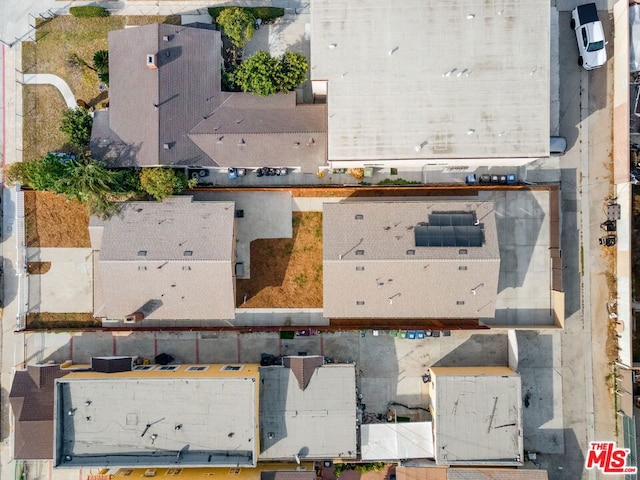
[24, 191, 90, 248]
[236, 212, 322, 308]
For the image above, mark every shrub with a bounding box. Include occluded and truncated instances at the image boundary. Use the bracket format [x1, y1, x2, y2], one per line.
[209, 6, 284, 23]
[232, 50, 308, 96]
[60, 107, 93, 149]
[250, 7, 285, 21]
[69, 6, 110, 18]
[140, 168, 196, 202]
[216, 7, 255, 48]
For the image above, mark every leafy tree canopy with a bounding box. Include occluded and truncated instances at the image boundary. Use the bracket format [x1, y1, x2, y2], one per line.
[217, 7, 255, 48]
[233, 51, 308, 96]
[5, 154, 67, 192]
[139, 168, 196, 202]
[60, 107, 93, 149]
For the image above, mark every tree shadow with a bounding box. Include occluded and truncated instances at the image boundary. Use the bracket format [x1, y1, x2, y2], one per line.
[87, 90, 108, 109]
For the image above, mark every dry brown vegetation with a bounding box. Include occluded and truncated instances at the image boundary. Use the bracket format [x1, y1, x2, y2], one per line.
[24, 191, 90, 248]
[26, 312, 101, 330]
[236, 212, 323, 308]
[27, 262, 51, 274]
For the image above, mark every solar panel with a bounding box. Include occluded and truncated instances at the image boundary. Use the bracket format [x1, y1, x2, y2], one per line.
[429, 212, 475, 226]
[414, 225, 482, 247]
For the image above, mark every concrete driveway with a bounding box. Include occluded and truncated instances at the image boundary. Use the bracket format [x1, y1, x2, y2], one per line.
[191, 191, 292, 278]
[26, 248, 93, 313]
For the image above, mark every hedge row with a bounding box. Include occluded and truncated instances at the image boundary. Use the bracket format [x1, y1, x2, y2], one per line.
[69, 6, 110, 18]
[209, 6, 285, 22]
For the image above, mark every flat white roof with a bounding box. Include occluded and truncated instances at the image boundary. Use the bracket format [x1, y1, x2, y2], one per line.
[311, 0, 550, 161]
[361, 422, 434, 460]
[431, 368, 523, 466]
[54, 375, 257, 467]
[259, 363, 357, 460]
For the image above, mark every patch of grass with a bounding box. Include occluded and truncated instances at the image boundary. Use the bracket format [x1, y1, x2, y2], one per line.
[22, 85, 68, 162]
[27, 312, 101, 330]
[69, 6, 110, 18]
[22, 15, 175, 157]
[294, 273, 308, 288]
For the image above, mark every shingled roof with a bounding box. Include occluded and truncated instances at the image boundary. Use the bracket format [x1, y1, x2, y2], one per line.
[90, 196, 236, 320]
[92, 24, 327, 170]
[282, 355, 324, 390]
[323, 201, 501, 319]
[9, 364, 67, 459]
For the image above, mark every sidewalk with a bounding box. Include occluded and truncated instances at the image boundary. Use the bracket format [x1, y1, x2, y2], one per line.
[23, 73, 75, 108]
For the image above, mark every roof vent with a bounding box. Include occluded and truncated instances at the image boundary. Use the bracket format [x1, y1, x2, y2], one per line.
[355, 214, 364, 220]
[355, 250, 364, 256]
[163, 143, 171, 150]
[138, 250, 147, 256]
[146, 54, 157, 69]
[406, 249, 415, 255]
[183, 250, 193, 257]
[238, 138, 246, 146]
[163, 35, 170, 42]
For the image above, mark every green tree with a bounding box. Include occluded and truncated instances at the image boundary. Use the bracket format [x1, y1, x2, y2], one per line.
[233, 50, 278, 96]
[93, 50, 109, 85]
[5, 154, 67, 191]
[60, 107, 93, 149]
[276, 51, 308, 91]
[216, 7, 255, 48]
[139, 168, 196, 202]
[233, 51, 308, 96]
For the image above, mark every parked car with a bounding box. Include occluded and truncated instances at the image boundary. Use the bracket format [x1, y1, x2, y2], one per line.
[550, 136, 567, 156]
[571, 3, 607, 70]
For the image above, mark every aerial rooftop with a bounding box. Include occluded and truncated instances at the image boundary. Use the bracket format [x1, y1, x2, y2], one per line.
[53, 364, 259, 468]
[90, 196, 236, 321]
[429, 366, 523, 466]
[323, 201, 500, 319]
[311, 0, 550, 161]
[259, 357, 357, 460]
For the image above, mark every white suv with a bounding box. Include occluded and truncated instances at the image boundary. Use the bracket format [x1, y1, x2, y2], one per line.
[571, 3, 607, 70]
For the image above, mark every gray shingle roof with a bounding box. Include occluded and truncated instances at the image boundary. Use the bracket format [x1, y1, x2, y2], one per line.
[94, 24, 327, 171]
[91, 197, 236, 320]
[105, 24, 222, 167]
[189, 93, 327, 173]
[311, 0, 550, 161]
[323, 201, 500, 319]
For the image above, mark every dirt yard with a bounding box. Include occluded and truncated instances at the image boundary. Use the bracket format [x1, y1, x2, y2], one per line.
[24, 191, 90, 248]
[236, 212, 322, 308]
